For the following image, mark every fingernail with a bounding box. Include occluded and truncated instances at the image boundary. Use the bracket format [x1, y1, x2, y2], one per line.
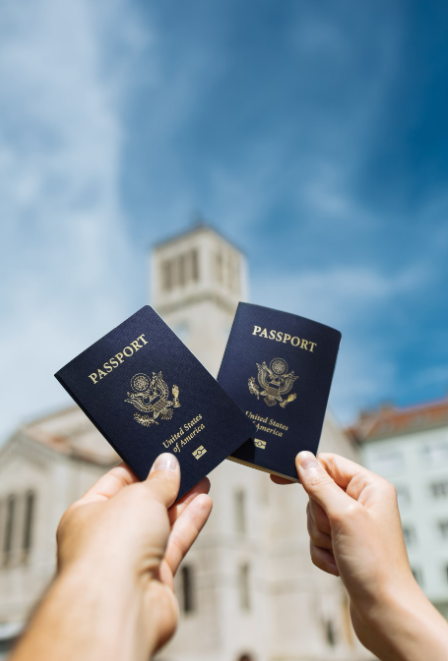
[151, 453, 179, 472]
[297, 451, 319, 470]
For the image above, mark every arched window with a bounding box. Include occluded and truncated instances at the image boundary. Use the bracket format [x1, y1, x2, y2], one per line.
[237, 654, 254, 661]
[161, 260, 173, 291]
[238, 563, 250, 611]
[181, 565, 195, 614]
[3, 495, 16, 565]
[22, 491, 36, 559]
[190, 249, 199, 282]
[324, 620, 336, 647]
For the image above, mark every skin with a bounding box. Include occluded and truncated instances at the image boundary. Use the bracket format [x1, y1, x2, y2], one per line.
[9, 449, 448, 661]
[10, 453, 213, 661]
[272, 451, 448, 661]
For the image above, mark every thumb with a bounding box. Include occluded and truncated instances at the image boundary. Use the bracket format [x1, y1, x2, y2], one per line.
[144, 453, 181, 508]
[296, 451, 353, 520]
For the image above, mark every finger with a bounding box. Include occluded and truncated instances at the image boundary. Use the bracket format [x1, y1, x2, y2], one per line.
[73, 463, 138, 507]
[296, 452, 356, 521]
[308, 498, 331, 535]
[317, 453, 379, 501]
[307, 504, 333, 550]
[168, 477, 211, 527]
[310, 541, 340, 577]
[143, 453, 181, 509]
[270, 474, 294, 485]
[164, 493, 213, 576]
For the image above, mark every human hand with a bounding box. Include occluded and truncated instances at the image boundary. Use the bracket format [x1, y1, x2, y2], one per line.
[288, 452, 448, 661]
[11, 453, 212, 661]
[57, 453, 212, 655]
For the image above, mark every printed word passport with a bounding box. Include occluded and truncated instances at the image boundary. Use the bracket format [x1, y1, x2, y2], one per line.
[218, 303, 341, 481]
[55, 306, 255, 498]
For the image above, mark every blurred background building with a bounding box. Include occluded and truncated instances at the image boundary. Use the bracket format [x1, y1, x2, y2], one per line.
[0, 225, 372, 661]
[349, 397, 448, 619]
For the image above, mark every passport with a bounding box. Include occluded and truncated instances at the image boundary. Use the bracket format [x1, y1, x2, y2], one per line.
[218, 303, 341, 481]
[55, 306, 256, 498]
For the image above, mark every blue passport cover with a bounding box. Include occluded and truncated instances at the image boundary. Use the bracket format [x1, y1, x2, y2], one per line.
[218, 303, 341, 481]
[55, 306, 256, 498]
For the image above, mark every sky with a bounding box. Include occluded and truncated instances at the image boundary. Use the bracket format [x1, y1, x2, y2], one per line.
[1, 0, 448, 443]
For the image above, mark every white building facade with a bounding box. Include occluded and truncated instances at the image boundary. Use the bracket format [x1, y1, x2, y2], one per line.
[0, 224, 372, 660]
[350, 398, 448, 618]
[0, 408, 119, 659]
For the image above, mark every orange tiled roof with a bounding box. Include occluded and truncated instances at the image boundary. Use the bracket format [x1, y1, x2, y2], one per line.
[347, 396, 448, 443]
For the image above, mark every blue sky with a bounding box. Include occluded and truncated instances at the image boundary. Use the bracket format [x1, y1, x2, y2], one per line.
[1, 0, 448, 442]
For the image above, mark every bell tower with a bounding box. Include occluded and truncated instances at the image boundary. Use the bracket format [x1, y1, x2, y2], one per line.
[151, 223, 248, 375]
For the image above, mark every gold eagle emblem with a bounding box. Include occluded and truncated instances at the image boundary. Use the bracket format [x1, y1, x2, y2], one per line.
[125, 372, 181, 427]
[248, 358, 298, 408]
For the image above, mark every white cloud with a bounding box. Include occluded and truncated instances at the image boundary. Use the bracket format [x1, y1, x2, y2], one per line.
[252, 264, 427, 326]
[0, 0, 147, 443]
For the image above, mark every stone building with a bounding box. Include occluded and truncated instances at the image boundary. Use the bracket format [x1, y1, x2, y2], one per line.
[0, 224, 371, 660]
[349, 396, 448, 619]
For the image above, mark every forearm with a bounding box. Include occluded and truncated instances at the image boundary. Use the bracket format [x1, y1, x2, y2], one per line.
[353, 580, 448, 661]
[10, 563, 157, 661]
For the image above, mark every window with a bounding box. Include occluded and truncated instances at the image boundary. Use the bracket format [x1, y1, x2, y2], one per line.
[372, 451, 404, 476]
[238, 563, 250, 611]
[402, 525, 416, 546]
[161, 250, 200, 292]
[180, 565, 195, 614]
[234, 490, 246, 535]
[324, 620, 336, 647]
[161, 260, 172, 291]
[423, 442, 448, 464]
[3, 495, 16, 565]
[438, 520, 448, 539]
[430, 481, 448, 498]
[1, 491, 37, 567]
[178, 253, 186, 285]
[23, 491, 35, 559]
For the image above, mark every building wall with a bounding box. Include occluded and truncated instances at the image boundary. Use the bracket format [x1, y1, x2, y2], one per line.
[0, 432, 111, 658]
[360, 424, 448, 612]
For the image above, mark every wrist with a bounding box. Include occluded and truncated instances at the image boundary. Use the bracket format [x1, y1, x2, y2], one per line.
[49, 561, 158, 661]
[353, 574, 448, 661]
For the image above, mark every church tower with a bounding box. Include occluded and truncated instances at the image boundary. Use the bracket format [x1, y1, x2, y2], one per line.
[151, 223, 248, 375]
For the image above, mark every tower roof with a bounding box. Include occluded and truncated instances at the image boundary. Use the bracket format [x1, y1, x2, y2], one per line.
[152, 221, 245, 255]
